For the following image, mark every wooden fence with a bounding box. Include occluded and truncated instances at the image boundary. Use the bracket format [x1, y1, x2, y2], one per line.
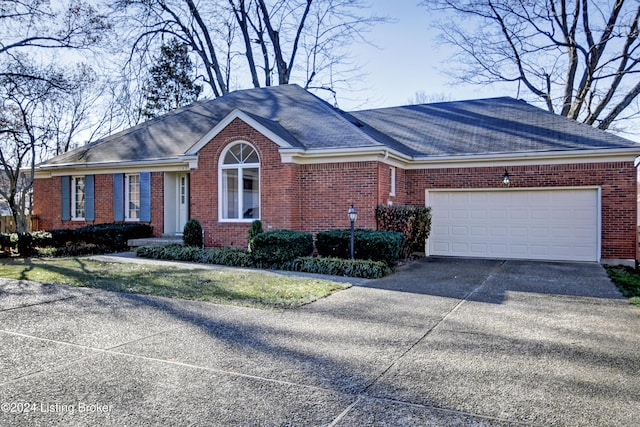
[0, 215, 38, 233]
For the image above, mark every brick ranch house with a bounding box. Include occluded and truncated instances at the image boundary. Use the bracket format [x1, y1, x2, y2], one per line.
[34, 84, 639, 265]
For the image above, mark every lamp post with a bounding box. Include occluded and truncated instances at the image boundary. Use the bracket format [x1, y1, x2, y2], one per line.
[348, 204, 358, 260]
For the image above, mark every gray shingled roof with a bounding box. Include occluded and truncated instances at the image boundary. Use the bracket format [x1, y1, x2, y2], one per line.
[350, 97, 638, 157]
[41, 84, 638, 167]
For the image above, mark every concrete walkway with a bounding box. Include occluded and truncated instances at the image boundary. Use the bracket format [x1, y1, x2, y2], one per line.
[0, 257, 639, 426]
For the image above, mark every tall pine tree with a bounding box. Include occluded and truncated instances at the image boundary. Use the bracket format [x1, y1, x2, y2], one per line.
[142, 39, 202, 119]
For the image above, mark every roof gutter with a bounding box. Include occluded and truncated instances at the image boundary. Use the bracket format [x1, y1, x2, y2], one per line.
[280, 146, 640, 168]
[404, 147, 640, 169]
[34, 156, 197, 178]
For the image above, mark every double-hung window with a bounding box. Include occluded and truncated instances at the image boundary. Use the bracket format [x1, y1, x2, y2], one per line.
[113, 172, 150, 222]
[71, 176, 85, 220]
[220, 142, 260, 221]
[125, 174, 140, 220]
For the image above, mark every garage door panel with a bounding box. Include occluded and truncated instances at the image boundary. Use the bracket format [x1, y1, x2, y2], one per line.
[470, 226, 487, 236]
[428, 189, 598, 262]
[470, 209, 487, 219]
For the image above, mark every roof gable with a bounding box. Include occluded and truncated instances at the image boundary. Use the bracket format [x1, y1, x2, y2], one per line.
[186, 109, 302, 154]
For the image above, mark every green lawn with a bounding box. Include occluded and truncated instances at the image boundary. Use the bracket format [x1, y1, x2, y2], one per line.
[606, 266, 640, 308]
[0, 257, 351, 309]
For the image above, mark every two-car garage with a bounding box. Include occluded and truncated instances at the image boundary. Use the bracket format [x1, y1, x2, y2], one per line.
[426, 188, 600, 262]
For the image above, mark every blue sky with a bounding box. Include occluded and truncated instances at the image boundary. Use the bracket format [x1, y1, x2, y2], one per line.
[336, 1, 511, 110]
[337, 1, 639, 142]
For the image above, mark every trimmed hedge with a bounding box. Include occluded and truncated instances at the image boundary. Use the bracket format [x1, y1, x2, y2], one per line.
[135, 245, 392, 279]
[45, 223, 153, 251]
[0, 223, 153, 256]
[250, 229, 313, 264]
[315, 229, 404, 265]
[136, 245, 255, 268]
[291, 257, 391, 279]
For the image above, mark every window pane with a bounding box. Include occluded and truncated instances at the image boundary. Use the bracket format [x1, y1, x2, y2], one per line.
[224, 149, 239, 164]
[74, 177, 85, 218]
[245, 149, 259, 163]
[223, 143, 258, 164]
[223, 169, 238, 218]
[242, 168, 259, 218]
[128, 175, 140, 219]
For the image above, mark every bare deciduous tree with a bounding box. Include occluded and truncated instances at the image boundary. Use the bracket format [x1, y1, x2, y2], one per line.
[425, 0, 640, 130]
[0, 1, 112, 244]
[0, 0, 110, 80]
[407, 90, 451, 105]
[113, 0, 385, 98]
[0, 64, 65, 242]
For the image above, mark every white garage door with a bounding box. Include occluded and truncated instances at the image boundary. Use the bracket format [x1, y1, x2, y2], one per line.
[427, 188, 600, 262]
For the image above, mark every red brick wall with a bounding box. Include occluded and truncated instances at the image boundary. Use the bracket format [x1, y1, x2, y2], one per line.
[33, 176, 61, 231]
[33, 173, 163, 237]
[190, 118, 303, 248]
[299, 161, 380, 234]
[405, 162, 637, 260]
[190, 119, 391, 247]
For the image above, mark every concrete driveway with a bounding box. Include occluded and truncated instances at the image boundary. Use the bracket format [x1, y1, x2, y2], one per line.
[0, 257, 639, 426]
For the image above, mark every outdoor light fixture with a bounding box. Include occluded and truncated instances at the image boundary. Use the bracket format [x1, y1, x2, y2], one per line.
[502, 170, 510, 187]
[348, 204, 358, 260]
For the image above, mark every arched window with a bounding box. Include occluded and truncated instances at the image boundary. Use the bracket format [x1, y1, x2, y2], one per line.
[219, 142, 260, 221]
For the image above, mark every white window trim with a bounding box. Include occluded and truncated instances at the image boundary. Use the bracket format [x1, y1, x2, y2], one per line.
[390, 167, 396, 197]
[125, 173, 141, 222]
[71, 176, 85, 221]
[218, 141, 260, 223]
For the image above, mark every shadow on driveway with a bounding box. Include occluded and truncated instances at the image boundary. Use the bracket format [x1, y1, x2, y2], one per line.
[363, 257, 624, 304]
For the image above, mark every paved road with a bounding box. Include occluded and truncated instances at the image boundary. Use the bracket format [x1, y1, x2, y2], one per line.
[0, 257, 639, 426]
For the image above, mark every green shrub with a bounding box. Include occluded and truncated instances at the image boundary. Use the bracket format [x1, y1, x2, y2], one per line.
[292, 257, 391, 279]
[203, 248, 255, 268]
[375, 204, 431, 258]
[183, 219, 203, 247]
[251, 230, 313, 264]
[315, 229, 404, 266]
[135, 245, 393, 279]
[136, 245, 255, 268]
[0, 233, 12, 249]
[45, 223, 153, 252]
[17, 233, 33, 256]
[46, 244, 112, 257]
[31, 231, 53, 247]
[247, 220, 263, 251]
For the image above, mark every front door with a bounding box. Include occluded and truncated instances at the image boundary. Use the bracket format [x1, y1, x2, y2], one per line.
[176, 173, 189, 234]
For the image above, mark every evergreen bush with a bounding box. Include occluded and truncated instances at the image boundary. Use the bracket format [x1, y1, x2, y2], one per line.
[315, 229, 404, 265]
[135, 245, 392, 279]
[183, 219, 203, 247]
[36, 223, 152, 252]
[247, 220, 263, 251]
[251, 229, 313, 264]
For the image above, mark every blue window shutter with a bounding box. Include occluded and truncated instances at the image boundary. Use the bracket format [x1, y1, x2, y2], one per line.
[61, 176, 71, 221]
[140, 172, 151, 222]
[85, 175, 95, 221]
[113, 173, 124, 221]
